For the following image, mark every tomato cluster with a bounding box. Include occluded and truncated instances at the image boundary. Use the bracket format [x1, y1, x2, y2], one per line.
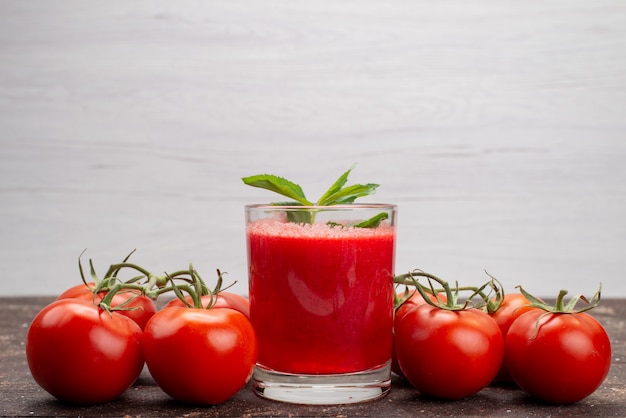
[392, 271, 612, 404]
[25, 253, 257, 405]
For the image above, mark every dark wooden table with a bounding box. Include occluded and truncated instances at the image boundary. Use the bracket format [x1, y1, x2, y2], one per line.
[1, 297, 624, 417]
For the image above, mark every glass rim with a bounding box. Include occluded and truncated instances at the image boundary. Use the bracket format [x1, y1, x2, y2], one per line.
[245, 203, 396, 211]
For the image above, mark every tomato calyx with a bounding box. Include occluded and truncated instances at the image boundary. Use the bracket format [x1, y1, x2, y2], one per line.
[166, 267, 236, 309]
[393, 269, 503, 311]
[517, 283, 603, 314]
[516, 283, 603, 338]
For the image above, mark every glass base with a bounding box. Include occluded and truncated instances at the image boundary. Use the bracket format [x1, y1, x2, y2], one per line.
[251, 362, 391, 405]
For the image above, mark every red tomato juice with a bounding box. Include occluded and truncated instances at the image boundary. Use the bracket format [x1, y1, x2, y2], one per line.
[247, 220, 395, 375]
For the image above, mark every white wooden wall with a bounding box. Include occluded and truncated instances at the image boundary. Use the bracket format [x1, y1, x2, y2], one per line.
[1, 1, 625, 297]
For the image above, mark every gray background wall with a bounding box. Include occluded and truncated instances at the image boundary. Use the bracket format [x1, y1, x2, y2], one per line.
[1, 1, 625, 298]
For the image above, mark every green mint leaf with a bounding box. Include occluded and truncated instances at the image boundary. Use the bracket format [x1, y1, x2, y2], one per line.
[353, 212, 389, 228]
[326, 212, 389, 229]
[317, 164, 355, 206]
[242, 174, 313, 206]
[319, 183, 379, 205]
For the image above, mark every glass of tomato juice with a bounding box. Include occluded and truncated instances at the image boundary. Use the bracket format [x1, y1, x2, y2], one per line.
[245, 204, 397, 404]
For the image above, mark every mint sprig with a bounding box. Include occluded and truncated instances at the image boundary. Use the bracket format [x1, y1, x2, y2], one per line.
[316, 166, 379, 206]
[239, 174, 313, 206]
[242, 164, 385, 227]
[242, 164, 378, 207]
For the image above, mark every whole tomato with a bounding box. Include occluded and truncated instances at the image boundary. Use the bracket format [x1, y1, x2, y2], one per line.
[395, 303, 504, 400]
[143, 306, 258, 405]
[57, 282, 157, 330]
[164, 292, 250, 318]
[26, 299, 144, 404]
[489, 293, 536, 383]
[505, 309, 611, 404]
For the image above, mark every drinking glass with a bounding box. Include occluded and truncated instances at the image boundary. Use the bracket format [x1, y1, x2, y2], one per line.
[245, 204, 397, 404]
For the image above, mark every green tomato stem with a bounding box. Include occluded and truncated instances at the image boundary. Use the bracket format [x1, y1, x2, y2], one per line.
[77, 250, 235, 312]
[393, 269, 503, 312]
[516, 283, 603, 314]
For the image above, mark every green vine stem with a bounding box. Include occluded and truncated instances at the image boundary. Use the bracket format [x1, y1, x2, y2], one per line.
[514, 283, 603, 339]
[393, 269, 504, 312]
[78, 250, 235, 313]
[516, 283, 603, 314]
[160, 267, 232, 309]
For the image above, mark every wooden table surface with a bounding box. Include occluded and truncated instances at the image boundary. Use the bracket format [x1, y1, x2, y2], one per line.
[1, 296, 624, 417]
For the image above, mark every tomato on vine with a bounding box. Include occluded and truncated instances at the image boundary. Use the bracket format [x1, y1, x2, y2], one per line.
[393, 270, 504, 400]
[143, 269, 258, 405]
[505, 285, 611, 404]
[26, 298, 144, 404]
[26, 250, 257, 405]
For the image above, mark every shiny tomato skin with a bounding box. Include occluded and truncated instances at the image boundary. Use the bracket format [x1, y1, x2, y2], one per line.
[57, 282, 157, 330]
[505, 310, 611, 404]
[395, 291, 447, 323]
[26, 299, 144, 404]
[164, 292, 250, 319]
[392, 291, 447, 376]
[143, 306, 258, 405]
[490, 293, 536, 383]
[395, 304, 504, 400]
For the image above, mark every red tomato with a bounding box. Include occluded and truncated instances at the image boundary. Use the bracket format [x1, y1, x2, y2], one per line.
[164, 292, 250, 318]
[489, 293, 536, 383]
[58, 282, 157, 330]
[143, 306, 258, 405]
[505, 310, 611, 404]
[395, 303, 504, 400]
[392, 290, 447, 376]
[26, 299, 144, 404]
